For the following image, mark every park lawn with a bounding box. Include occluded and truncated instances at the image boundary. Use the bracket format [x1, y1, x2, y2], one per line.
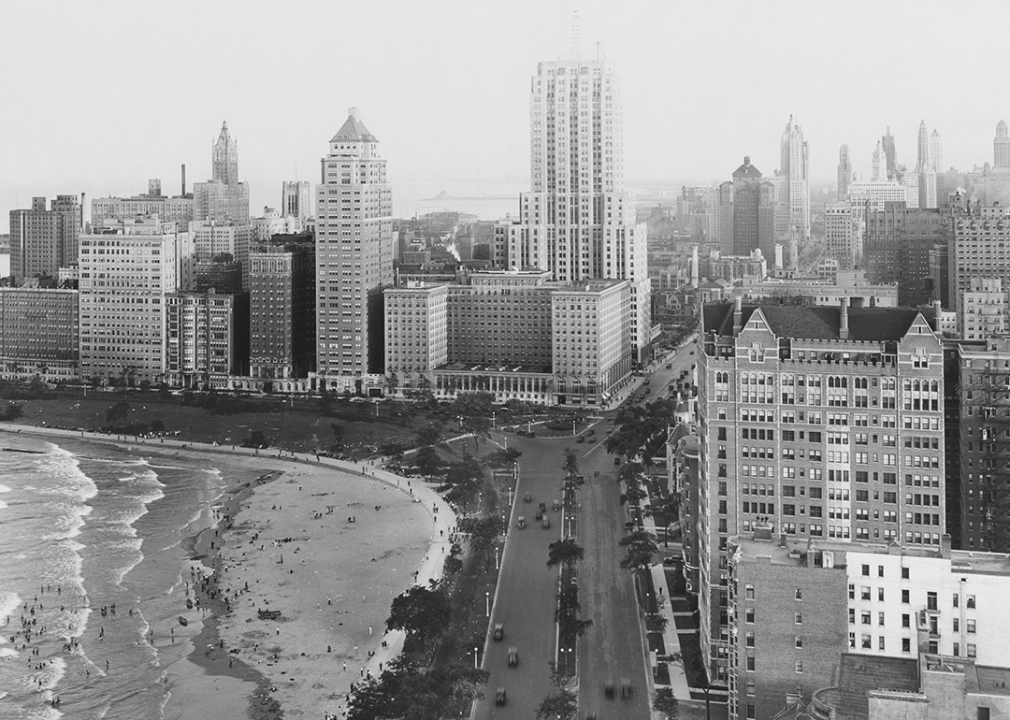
[9, 390, 433, 459]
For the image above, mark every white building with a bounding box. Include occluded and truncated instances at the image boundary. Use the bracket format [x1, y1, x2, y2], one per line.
[824, 203, 857, 269]
[251, 207, 299, 242]
[846, 543, 1010, 664]
[384, 282, 448, 380]
[78, 216, 181, 384]
[847, 180, 909, 224]
[515, 50, 651, 364]
[314, 108, 394, 393]
[281, 180, 312, 226]
[961, 277, 1007, 340]
[780, 116, 810, 238]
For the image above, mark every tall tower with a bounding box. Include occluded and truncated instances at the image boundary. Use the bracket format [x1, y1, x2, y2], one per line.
[779, 115, 809, 239]
[212, 122, 239, 185]
[881, 127, 897, 180]
[916, 120, 929, 172]
[315, 108, 393, 391]
[731, 156, 763, 255]
[929, 129, 942, 171]
[837, 145, 851, 202]
[281, 181, 312, 226]
[995, 120, 1010, 169]
[520, 47, 651, 363]
[871, 141, 884, 182]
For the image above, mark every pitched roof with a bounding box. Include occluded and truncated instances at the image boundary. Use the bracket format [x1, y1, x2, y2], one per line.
[732, 160, 762, 177]
[703, 303, 925, 342]
[330, 114, 377, 143]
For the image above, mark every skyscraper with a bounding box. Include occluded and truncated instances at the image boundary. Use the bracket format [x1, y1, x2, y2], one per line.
[871, 141, 884, 182]
[281, 180, 312, 226]
[192, 122, 252, 288]
[995, 120, 1010, 169]
[917, 120, 929, 172]
[516, 48, 651, 363]
[837, 145, 851, 201]
[730, 157, 774, 260]
[929, 129, 942, 172]
[779, 116, 809, 239]
[314, 108, 393, 392]
[212, 122, 239, 185]
[882, 126, 897, 180]
[9, 195, 83, 283]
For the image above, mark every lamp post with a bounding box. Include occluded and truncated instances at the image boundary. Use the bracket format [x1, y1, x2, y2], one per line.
[485, 591, 490, 617]
[474, 646, 479, 669]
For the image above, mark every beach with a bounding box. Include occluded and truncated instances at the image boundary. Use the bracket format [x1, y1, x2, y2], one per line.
[0, 426, 456, 720]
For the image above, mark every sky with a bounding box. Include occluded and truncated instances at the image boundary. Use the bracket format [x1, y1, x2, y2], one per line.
[3, 0, 1010, 229]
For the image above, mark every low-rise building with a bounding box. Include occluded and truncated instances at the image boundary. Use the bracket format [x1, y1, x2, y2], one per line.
[0, 285, 78, 382]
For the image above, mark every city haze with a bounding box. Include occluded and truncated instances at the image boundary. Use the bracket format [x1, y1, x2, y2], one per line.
[3, 0, 1010, 227]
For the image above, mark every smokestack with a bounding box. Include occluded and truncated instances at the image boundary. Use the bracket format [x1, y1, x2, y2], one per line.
[840, 297, 850, 340]
[181, 164, 186, 196]
[732, 296, 743, 336]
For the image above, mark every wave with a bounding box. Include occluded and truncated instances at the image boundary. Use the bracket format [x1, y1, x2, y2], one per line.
[0, 591, 22, 628]
[0, 483, 11, 493]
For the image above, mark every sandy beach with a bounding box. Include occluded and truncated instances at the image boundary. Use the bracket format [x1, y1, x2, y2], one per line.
[2, 425, 458, 720]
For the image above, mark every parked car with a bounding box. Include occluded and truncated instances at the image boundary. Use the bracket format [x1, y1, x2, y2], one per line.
[517, 516, 526, 529]
[620, 678, 632, 698]
[614, 457, 621, 465]
[542, 517, 550, 529]
[576, 435, 585, 443]
[524, 493, 532, 502]
[604, 679, 615, 699]
[508, 646, 518, 666]
[493, 623, 504, 641]
[495, 688, 507, 705]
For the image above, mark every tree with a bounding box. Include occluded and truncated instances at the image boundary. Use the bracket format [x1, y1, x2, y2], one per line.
[150, 419, 165, 433]
[555, 586, 593, 638]
[535, 662, 578, 720]
[385, 582, 451, 654]
[414, 445, 442, 477]
[0, 402, 23, 421]
[483, 447, 521, 469]
[562, 447, 579, 478]
[416, 423, 441, 448]
[646, 492, 681, 547]
[242, 429, 269, 449]
[105, 402, 130, 425]
[469, 516, 501, 562]
[546, 538, 584, 573]
[653, 687, 680, 720]
[330, 423, 345, 451]
[379, 441, 406, 463]
[460, 414, 491, 453]
[619, 530, 659, 572]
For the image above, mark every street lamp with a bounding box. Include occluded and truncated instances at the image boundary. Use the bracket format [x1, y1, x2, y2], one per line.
[474, 646, 479, 669]
[485, 591, 490, 617]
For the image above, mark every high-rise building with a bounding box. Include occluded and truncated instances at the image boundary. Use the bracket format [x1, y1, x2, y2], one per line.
[949, 203, 1010, 323]
[9, 195, 82, 283]
[864, 202, 949, 307]
[315, 108, 393, 392]
[917, 120, 929, 173]
[78, 216, 183, 384]
[882, 126, 897, 180]
[92, 181, 194, 231]
[824, 203, 856, 269]
[517, 50, 651, 363]
[995, 120, 1010, 170]
[916, 120, 939, 209]
[960, 277, 1007, 340]
[212, 121, 238, 184]
[697, 299, 944, 684]
[779, 116, 810, 239]
[0, 285, 78, 382]
[929, 129, 942, 172]
[731, 156, 768, 256]
[164, 290, 249, 389]
[281, 181, 313, 226]
[872, 141, 885, 182]
[713, 181, 734, 255]
[249, 232, 316, 385]
[837, 145, 851, 201]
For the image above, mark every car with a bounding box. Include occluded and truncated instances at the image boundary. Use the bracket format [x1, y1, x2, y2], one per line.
[576, 435, 585, 443]
[493, 623, 504, 641]
[586, 713, 598, 720]
[666, 363, 672, 369]
[517, 516, 526, 529]
[604, 679, 615, 699]
[538, 502, 547, 513]
[614, 457, 621, 465]
[644, 387, 651, 394]
[620, 678, 632, 698]
[495, 688, 507, 705]
[689, 350, 695, 354]
[524, 492, 532, 502]
[535, 508, 543, 520]
[576, 474, 585, 485]
[508, 646, 518, 666]
[542, 517, 550, 529]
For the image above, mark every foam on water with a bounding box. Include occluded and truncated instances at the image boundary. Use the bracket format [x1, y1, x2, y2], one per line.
[0, 483, 13, 493]
[0, 590, 22, 623]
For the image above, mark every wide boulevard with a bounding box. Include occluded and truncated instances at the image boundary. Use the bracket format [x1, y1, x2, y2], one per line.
[473, 338, 698, 720]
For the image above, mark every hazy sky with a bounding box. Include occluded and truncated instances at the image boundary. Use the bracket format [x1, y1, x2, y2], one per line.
[3, 0, 1010, 228]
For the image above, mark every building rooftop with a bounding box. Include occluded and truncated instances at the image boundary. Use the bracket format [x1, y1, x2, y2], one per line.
[816, 654, 920, 720]
[437, 362, 551, 375]
[330, 113, 377, 143]
[703, 302, 929, 342]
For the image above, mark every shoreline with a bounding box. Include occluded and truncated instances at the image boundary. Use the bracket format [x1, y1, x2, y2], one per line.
[0, 423, 458, 720]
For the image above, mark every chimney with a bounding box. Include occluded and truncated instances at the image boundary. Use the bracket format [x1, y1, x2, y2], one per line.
[181, 164, 186, 196]
[732, 296, 743, 336]
[839, 297, 849, 340]
[348, 106, 360, 121]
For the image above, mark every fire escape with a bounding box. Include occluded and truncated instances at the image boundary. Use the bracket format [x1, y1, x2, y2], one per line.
[981, 365, 1010, 552]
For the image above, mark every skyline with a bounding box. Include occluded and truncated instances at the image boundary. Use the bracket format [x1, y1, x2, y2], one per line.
[4, 0, 1010, 230]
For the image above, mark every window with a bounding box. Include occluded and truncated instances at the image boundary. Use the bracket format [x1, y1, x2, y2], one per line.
[902, 613, 910, 628]
[795, 588, 803, 600]
[902, 638, 911, 653]
[862, 634, 872, 649]
[979, 707, 991, 720]
[902, 590, 910, 604]
[795, 612, 803, 625]
[746, 608, 755, 623]
[745, 584, 755, 599]
[745, 631, 755, 647]
[795, 636, 803, 649]
[967, 620, 976, 634]
[795, 660, 804, 673]
[862, 564, 870, 576]
[968, 595, 976, 609]
[746, 655, 755, 671]
[901, 567, 910, 579]
[967, 643, 977, 659]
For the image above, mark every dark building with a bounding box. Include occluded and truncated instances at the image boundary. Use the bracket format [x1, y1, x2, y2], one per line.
[864, 202, 949, 307]
[194, 258, 243, 294]
[249, 232, 316, 384]
[732, 157, 764, 256]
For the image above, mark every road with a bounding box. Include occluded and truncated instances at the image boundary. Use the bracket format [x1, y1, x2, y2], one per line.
[474, 336, 699, 719]
[474, 436, 569, 720]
